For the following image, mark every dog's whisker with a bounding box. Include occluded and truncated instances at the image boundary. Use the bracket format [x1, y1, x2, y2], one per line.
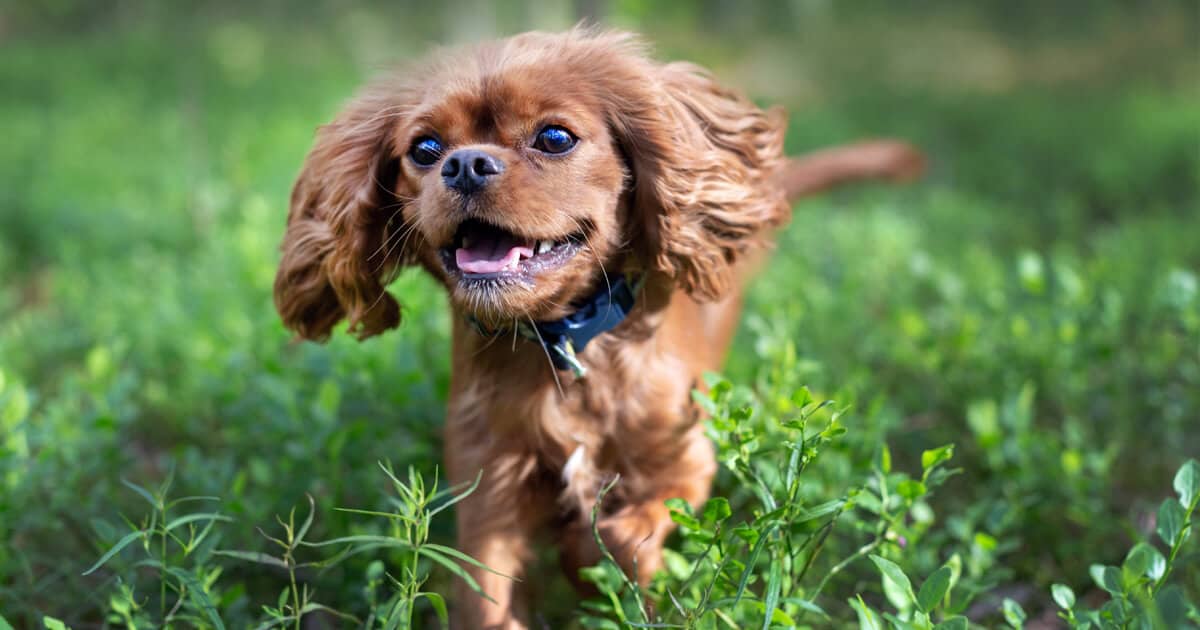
[369, 210, 410, 262]
[571, 217, 615, 320]
[377, 220, 421, 274]
[470, 327, 506, 357]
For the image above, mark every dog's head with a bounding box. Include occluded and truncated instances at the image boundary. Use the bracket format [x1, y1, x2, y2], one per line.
[274, 29, 789, 340]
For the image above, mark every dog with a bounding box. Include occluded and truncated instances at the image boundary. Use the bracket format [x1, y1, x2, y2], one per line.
[273, 27, 922, 628]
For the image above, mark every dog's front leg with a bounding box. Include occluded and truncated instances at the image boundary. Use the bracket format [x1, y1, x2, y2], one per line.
[561, 424, 717, 587]
[446, 437, 545, 630]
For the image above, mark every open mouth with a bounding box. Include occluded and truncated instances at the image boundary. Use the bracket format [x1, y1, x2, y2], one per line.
[440, 218, 583, 282]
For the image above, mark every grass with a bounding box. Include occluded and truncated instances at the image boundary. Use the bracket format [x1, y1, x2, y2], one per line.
[1, 1, 1198, 627]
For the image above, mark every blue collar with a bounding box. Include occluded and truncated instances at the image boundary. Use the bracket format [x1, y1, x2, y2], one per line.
[466, 274, 643, 378]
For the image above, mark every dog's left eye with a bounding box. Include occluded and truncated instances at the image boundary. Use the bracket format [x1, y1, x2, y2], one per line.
[533, 126, 577, 154]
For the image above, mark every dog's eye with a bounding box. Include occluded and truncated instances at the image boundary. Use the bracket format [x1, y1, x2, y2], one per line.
[409, 136, 443, 167]
[533, 126, 576, 154]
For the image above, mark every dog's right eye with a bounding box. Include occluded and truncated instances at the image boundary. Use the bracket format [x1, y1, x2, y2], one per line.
[409, 137, 443, 167]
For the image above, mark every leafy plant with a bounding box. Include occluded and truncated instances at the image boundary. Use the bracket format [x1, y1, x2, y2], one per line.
[577, 372, 961, 628]
[81, 471, 231, 628]
[1049, 459, 1200, 629]
[85, 464, 498, 629]
[293, 464, 503, 629]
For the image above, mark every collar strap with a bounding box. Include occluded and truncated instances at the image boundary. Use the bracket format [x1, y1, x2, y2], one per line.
[466, 274, 644, 378]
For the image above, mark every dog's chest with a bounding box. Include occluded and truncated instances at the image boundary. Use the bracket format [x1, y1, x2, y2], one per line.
[453, 323, 698, 508]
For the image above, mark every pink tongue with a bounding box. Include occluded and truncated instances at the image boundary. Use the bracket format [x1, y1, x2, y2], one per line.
[456, 243, 535, 274]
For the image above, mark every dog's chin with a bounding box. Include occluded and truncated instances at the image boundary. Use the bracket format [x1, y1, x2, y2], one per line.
[438, 218, 590, 321]
[446, 276, 583, 323]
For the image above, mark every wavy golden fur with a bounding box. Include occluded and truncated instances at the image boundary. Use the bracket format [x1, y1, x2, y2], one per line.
[274, 28, 922, 628]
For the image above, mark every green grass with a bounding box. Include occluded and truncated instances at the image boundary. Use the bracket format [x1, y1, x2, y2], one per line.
[1, 2, 1198, 628]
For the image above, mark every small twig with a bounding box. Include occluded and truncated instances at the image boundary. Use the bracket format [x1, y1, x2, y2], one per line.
[591, 475, 651, 623]
[808, 535, 886, 605]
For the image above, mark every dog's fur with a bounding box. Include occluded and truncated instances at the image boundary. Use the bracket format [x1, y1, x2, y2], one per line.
[274, 28, 922, 628]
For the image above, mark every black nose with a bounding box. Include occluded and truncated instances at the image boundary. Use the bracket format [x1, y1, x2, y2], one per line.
[441, 149, 504, 194]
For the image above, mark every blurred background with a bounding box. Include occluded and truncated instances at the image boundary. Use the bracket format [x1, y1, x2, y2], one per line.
[1, 1, 1197, 627]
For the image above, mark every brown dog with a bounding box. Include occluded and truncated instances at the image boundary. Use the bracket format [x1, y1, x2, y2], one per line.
[273, 28, 922, 629]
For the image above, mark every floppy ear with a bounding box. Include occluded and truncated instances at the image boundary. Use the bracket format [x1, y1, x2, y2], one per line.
[274, 86, 409, 341]
[612, 60, 791, 299]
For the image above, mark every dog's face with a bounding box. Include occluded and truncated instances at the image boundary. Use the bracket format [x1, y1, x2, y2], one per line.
[394, 62, 628, 322]
[274, 29, 789, 340]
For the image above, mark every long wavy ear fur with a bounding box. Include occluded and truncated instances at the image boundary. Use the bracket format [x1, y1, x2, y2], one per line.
[606, 48, 791, 299]
[274, 86, 407, 341]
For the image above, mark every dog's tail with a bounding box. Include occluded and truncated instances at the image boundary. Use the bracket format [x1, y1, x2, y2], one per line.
[779, 139, 926, 203]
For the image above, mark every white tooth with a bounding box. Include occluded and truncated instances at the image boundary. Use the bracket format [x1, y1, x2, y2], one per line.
[537, 240, 553, 254]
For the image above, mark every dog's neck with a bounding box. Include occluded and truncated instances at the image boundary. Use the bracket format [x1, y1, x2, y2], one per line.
[462, 274, 645, 377]
[452, 271, 675, 385]
[445, 272, 692, 486]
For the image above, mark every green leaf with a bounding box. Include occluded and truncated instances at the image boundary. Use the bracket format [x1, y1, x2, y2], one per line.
[786, 598, 829, 619]
[82, 529, 147, 575]
[691, 390, 717, 416]
[1174, 458, 1200, 507]
[577, 615, 622, 630]
[916, 566, 953, 613]
[794, 499, 845, 523]
[792, 386, 814, 408]
[166, 495, 221, 510]
[732, 523, 777, 607]
[299, 603, 359, 625]
[663, 496, 690, 513]
[897, 479, 927, 500]
[120, 479, 160, 510]
[422, 543, 514, 579]
[869, 554, 916, 605]
[418, 592, 449, 625]
[921, 444, 955, 471]
[667, 497, 701, 531]
[1051, 583, 1075, 610]
[933, 617, 968, 630]
[732, 524, 759, 546]
[1123, 542, 1162, 580]
[821, 423, 847, 438]
[1145, 546, 1167, 581]
[878, 444, 892, 474]
[429, 469, 483, 519]
[418, 547, 496, 604]
[974, 532, 998, 551]
[42, 618, 70, 630]
[702, 497, 732, 523]
[212, 549, 289, 569]
[1156, 584, 1188, 628]
[1100, 599, 1127, 624]
[578, 565, 621, 592]
[1002, 598, 1026, 629]
[1090, 564, 1123, 595]
[164, 512, 233, 532]
[1157, 498, 1185, 546]
[669, 510, 702, 531]
[761, 559, 782, 630]
[850, 595, 883, 630]
[165, 567, 226, 630]
[299, 534, 412, 549]
[295, 494, 316, 545]
[0, 615, 13, 630]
